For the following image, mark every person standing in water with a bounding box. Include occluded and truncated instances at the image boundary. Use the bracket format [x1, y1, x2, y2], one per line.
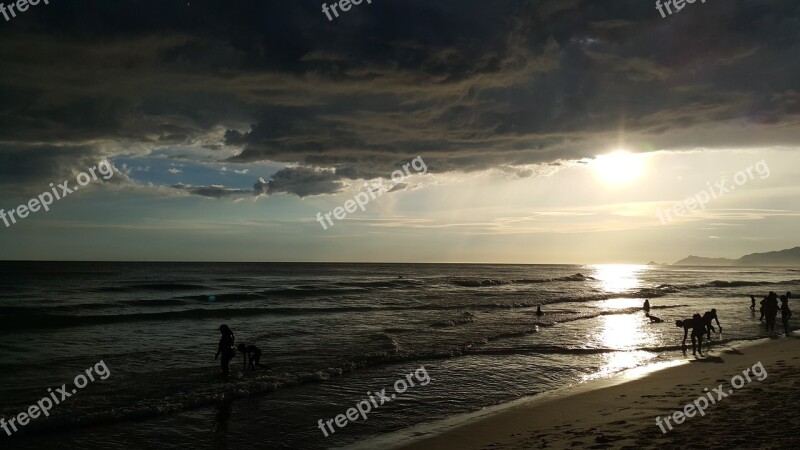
[780, 295, 792, 335]
[536, 305, 544, 317]
[215, 324, 236, 378]
[690, 313, 705, 357]
[765, 292, 780, 332]
[643, 299, 651, 313]
[749, 295, 757, 312]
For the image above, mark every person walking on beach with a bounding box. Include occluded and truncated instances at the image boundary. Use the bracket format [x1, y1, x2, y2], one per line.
[643, 299, 650, 313]
[780, 295, 792, 335]
[760, 294, 767, 321]
[750, 295, 757, 312]
[215, 324, 236, 378]
[702, 309, 722, 339]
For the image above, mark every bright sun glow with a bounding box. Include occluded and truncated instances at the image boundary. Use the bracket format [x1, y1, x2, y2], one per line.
[591, 151, 646, 185]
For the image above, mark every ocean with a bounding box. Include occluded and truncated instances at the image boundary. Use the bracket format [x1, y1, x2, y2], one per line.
[0, 262, 796, 449]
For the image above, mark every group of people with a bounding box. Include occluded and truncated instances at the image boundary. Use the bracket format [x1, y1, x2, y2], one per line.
[215, 324, 266, 377]
[643, 299, 722, 356]
[673, 309, 721, 357]
[750, 291, 792, 333]
[642, 290, 794, 358]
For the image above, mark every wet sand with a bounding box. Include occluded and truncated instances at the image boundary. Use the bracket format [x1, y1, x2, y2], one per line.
[385, 337, 799, 450]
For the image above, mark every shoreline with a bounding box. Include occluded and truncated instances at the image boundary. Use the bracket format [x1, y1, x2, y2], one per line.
[346, 337, 798, 449]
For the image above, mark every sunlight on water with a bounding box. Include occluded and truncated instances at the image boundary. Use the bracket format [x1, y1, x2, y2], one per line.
[583, 303, 662, 380]
[588, 264, 648, 293]
[583, 351, 657, 381]
[596, 298, 642, 310]
[599, 314, 645, 350]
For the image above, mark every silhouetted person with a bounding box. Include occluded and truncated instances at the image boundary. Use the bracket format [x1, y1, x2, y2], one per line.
[536, 305, 544, 317]
[765, 292, 780, 332]
[690, 314, 705, 356]
[215, 324, 236, 378]
[237, 343, 264, 370]
[676, 317, 698, 351]
[760, 294, 767, 321]
[781, 295, 792, 334]
[646, 313, 663, 323]
[703, 309, 721, 339]
[643, 299, 651, 313]
[750, 295, 756, 312]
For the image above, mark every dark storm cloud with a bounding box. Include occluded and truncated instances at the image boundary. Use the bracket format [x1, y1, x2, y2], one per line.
[1, 0, 799, 197]
[0, 144, 128, 196]
[253, 166, 346, 197]
[171, 183, 250, 198]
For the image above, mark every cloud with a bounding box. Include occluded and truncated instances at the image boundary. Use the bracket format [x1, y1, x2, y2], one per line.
[171, 183, 251, 198]
[0, 0, 798, 197]
[253, 166, 346, 198]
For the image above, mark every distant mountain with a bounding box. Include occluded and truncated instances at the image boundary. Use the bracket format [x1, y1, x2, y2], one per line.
[673, 247, 800, 267]
[673, 255, 736, 266]
[737, 247, 800, 266]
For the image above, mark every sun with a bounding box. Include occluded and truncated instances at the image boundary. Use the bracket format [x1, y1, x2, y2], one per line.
[591, 150, 646, 185]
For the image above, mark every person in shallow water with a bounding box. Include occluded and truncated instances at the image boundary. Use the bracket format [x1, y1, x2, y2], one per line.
[764, 292, 780, 332]
[689, 314, 706, 357]
[780, 294, 792, 335]
[646, 313, 663, 323]
[237, 343, 265, 370]
[676, 316, 701, 351]
[643, 299, 650, 312]
[702, 309, 722, 339]
[215, 324, 236, 378]
[750, 295, 757, 312]
[536, 305, 544, 317]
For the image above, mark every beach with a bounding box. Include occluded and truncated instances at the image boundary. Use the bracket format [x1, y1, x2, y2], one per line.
[393, 337, 800, 450]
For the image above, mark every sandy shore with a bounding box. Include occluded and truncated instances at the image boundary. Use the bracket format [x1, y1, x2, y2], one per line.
[359, 337, 800, 450]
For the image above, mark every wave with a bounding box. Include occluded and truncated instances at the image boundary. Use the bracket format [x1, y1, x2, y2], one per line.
[333, 279, 425, 288]
[258, 287, 367, 297]
[697, 279, 800, 288]
[452, 273, 596, 287]
[93, 283, 209, 293]
[177, 293, 267, 302]
[431, 312, 477, 327]
[451, 278, 509, 287]
[0, 292, 692, 332]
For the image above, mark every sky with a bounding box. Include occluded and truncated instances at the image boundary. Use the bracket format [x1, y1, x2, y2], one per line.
[0, 0, 799, 263]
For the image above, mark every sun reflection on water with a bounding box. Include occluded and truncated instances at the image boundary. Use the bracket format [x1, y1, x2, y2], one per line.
[581, 265, 662, 380]
[584, 314, 660, 380]
[588, 264, 648, 294]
